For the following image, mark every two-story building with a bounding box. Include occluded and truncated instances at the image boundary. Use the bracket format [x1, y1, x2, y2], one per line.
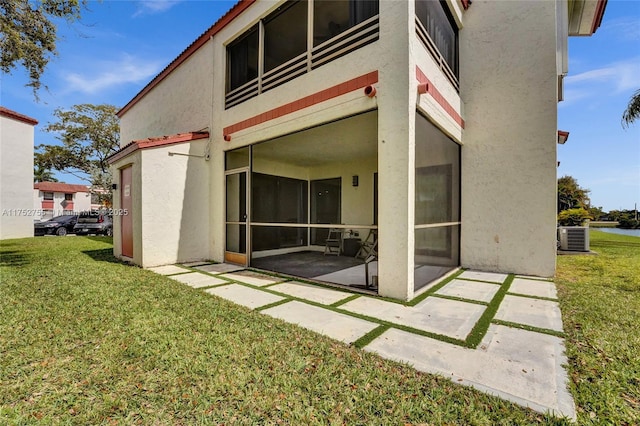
[108, 0, 606, 300]
[33, 182, 93, 221]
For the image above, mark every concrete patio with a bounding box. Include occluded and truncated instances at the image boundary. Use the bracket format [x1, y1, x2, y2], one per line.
[148, 264, 575, 419]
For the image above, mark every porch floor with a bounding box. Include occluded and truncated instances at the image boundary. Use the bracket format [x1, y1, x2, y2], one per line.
[148, 264, 575, 419]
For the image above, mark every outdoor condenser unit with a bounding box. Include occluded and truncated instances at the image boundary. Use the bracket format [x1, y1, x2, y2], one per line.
[558, 226, 590, 252]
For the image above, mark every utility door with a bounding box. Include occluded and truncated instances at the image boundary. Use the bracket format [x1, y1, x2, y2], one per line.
[120, 166, 133, 258]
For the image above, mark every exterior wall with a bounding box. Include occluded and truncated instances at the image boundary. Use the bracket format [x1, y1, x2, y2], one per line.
[459, 0, 558, 277]
[119, 42, 214, 145]
[140, 140, 211, 267]
[0, 115, 34, 239]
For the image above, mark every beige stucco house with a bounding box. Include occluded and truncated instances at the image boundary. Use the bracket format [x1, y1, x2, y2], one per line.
[0, 107, 37, 239]
[108, 0, 606, 300]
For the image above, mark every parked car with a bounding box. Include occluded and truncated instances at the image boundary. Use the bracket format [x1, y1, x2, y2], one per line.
[34, 215, 78, 236]
[73, 211, 113, 236]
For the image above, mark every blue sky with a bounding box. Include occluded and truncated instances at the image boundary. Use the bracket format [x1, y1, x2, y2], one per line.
[2, 0, 639, 212]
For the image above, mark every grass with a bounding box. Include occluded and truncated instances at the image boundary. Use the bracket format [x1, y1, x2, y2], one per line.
[556, 230, 640, 425]
[1, 232, 638, 424]
[0, 237, 561, 425]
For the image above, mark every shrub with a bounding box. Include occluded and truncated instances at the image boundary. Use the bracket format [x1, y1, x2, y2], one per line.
[558, 208, 592, 226]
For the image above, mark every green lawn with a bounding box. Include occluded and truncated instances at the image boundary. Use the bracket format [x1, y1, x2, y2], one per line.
[556, 230, 640, 425]
[1, 233, 638, 424]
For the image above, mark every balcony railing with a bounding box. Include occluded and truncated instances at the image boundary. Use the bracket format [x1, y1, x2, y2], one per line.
[415, 17, 459, 92]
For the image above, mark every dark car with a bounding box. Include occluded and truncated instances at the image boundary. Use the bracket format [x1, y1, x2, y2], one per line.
[73, 211, 113, 236]
[34, 215, 78, 236]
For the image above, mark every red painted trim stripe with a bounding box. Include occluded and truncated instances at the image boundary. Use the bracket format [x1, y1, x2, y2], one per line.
[41, 201, 54, 209]
[224, 71, 378, 136]
[117, 0, 253, 117]
[107, 131, 210, 164]
[0, 107, 38, 125]
[415, 67, 465, 128]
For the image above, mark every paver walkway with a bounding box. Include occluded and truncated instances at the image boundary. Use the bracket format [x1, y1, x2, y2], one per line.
[147, 263, 575, 419]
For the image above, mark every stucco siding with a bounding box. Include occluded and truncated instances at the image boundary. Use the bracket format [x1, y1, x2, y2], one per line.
[140, 139, 210, 267]
[119, 43, 214, 145]
[0, 115, 34, 239]
[459, 0, 558, 277]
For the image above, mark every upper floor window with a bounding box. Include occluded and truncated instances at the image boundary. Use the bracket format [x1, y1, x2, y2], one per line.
[313, 0, 379, 46]
[416, 0, 459, 87]
[64, 193, 73, 201]
[227, 25, 258, 92]
[225, 0, 379, 108]
[43, 192, 54, 200]
[264, 1, 308, 72]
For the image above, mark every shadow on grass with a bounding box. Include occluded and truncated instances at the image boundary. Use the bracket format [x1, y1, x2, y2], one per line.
[82, 248, 130, 265]
[0, 250, 32, 267]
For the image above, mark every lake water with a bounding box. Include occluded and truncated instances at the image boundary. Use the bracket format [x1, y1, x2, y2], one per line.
[595, 228, 640, 237]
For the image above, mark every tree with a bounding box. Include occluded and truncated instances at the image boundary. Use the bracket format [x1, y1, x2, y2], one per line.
[38, 104, 119, 204]
[34, 164, 57, 183]
[557, 175, 590, 213]
[0, 0, 85, 95]
[622, 89, 640, 128]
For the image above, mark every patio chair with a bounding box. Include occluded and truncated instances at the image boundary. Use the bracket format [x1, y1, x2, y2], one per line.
[356, 229, 378, 259]
[324, 228, 343, 256]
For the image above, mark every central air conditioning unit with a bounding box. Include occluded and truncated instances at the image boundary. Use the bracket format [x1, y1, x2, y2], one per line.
[558, 226, 590, 252]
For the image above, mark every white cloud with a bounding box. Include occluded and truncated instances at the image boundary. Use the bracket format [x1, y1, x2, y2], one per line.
[133, 0, 182, 17]
[600, 17, 640, 42]
[60, 54, 163, 95]
[561, 57, 640, 106]
[565, 58, 640, 92]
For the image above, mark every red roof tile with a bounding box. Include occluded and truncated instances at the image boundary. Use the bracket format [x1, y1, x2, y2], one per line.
[34, 182, 90, 193]
[107, 131, 210, 164]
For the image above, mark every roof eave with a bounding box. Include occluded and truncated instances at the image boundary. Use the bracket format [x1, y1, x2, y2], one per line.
[568, 0, 607, 36]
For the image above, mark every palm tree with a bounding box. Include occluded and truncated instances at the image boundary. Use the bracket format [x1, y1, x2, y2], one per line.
[34, 165, 57, 183]
[622, 89, 640, 128]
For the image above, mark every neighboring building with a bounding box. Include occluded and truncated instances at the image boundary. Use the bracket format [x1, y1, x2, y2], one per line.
[0, 107, 37, 239]
[108, 0, 606, 300]
[33, 182, 92, 221]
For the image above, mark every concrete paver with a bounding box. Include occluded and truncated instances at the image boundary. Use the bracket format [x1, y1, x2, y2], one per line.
[340, 295, 485, 339]
[509, 278, 558, 299]
[269, 281, 354, 305]
[219, 271, 282, 286]
[195, 263, 244, 274]
[435, 279, 500, 303]
[365, 325, 574, 419]
[149, 264, 572, 417]
[170, 272, 228, 288]
[205, 284, 284, 309]
[148, 265, 190, 275]
[181, 261, 211, 267]
[262, 301, 378, 344]
[458, 270, 508, 283]
[495, 295, 564, 332]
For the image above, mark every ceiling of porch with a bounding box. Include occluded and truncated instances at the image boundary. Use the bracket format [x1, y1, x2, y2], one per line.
[253, 110, 378, 167]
